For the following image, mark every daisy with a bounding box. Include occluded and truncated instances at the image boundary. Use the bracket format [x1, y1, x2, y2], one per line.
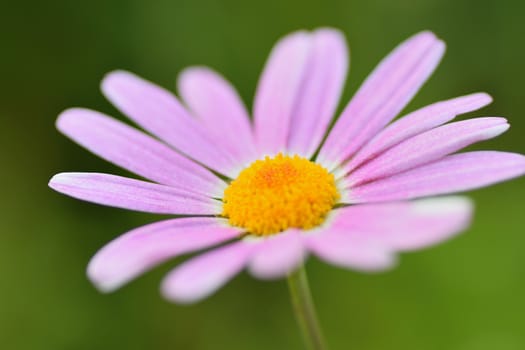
[50, 28, 525, 349]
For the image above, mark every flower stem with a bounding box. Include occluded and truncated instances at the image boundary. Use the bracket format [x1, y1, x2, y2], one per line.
[287, 265, 327, 350]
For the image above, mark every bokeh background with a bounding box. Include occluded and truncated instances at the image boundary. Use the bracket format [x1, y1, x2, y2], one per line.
[1, 0, 524, 349]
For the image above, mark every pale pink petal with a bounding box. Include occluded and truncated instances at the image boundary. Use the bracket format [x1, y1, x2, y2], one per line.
[287, 28, 349, 158]
[87, 218, 242, 292]
[306, 228, 396, 271]
[344, 93, 493, 173]
[348, 151, 525, 203]
[253, 30, 312, 155]
[101, 70, 239, 177]
[248, 230, 305, 279]
[328, 197, 472, 251]
[49, 172, 221, 214]
[318, 31, 445, 171]
[161, 241, 255, 304]
[177, 67, 257, 164]
[57, 108, 226, 197]
[347, 117, 509, 186]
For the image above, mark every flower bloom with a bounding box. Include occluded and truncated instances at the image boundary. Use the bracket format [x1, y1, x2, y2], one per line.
[49, 28, 525, 303]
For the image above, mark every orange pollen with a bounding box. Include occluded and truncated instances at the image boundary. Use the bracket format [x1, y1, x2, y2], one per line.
[222, 153, 340, 236]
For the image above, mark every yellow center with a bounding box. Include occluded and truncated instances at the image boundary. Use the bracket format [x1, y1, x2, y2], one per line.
[222, 153, 340, 236]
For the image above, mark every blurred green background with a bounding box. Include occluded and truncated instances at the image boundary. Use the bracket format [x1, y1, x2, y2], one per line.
[1, 0, 524, 349]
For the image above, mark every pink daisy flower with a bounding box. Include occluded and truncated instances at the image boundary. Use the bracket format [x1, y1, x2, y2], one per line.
[49, 28, 525, 307]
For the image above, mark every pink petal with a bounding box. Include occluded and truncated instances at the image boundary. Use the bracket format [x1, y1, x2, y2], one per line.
[306, 228, 396, 272]
[248, 230, 305, 279]
[287, 28, 349, 158]
[161, 241, 255, 304]
[101, 70, 239, 177]
[349, 151, 525, 203]
[49, 172, 222, 214]
[177, 67, 257, 165]
[87, 218, 241, 292]
[318, 31, 445, 171]
[253, 30, 312, 155]
[57, 108, 226, 197]
[344, 93, 493, 173]
[328, 197, 472, 251]
[346, 117, 509, 186]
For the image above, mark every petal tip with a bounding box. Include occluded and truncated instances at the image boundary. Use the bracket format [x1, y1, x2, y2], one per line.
[48, 173, 69, 189]
[434, 39, 447, 54]
[176, 66, 216, 96]
[313, 27, 345, 39]
[477, 92, 493, 105]
[86, 257, 123, 293]
[416, 30, 439, 41]
[88, 276, 119, 294]
[101, 70, 135, 96]
[248, 255, 306, 280]
[412, 196, 474, 227]
[55, 108, 88, 131]
[312, 27, 349, 58]
[349, 253, 399, 273]
[275, 29, 311, 47]
[88, 276, 120, 294]
[178, 65, 212, 78]
[48, 176, 58, 190]
[160, 280, 203, 305]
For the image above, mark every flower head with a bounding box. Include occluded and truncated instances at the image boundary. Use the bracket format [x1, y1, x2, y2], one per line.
[49, 28, 525, 303]
[223, 153, 340, 235]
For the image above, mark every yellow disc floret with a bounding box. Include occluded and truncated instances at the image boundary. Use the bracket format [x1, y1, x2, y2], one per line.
[222, 153, 340, 236]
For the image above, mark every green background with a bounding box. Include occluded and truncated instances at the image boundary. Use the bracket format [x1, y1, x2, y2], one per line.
[1, 0, 524, 349]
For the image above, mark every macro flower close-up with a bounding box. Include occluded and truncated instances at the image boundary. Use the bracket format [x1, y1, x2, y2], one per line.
[49, 27, 525, 309]
[5, 1, 525, 349]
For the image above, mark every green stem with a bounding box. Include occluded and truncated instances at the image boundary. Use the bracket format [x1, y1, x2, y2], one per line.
[287, 265, 327, 350]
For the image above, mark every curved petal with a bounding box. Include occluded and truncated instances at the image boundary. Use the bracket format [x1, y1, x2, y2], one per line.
[49, 172, 222, 215]
[101, 70, 239, 177]
[344, 93, 493, 173]
[177, 67, 257, 165]
[306, 228, 396, 272]
[348, 151, 525, 203]
[161, 241, 255, 304]
[248, 230, 305, 279]
[253, 30, 312, 155]
[87, 218, 242, 292]
[328, 197, 472, 251]
[57, 108, 226, 197]
[287, 28, 349, 158]
[318, 31, 445, 171]
[346, 117, 509, 186]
